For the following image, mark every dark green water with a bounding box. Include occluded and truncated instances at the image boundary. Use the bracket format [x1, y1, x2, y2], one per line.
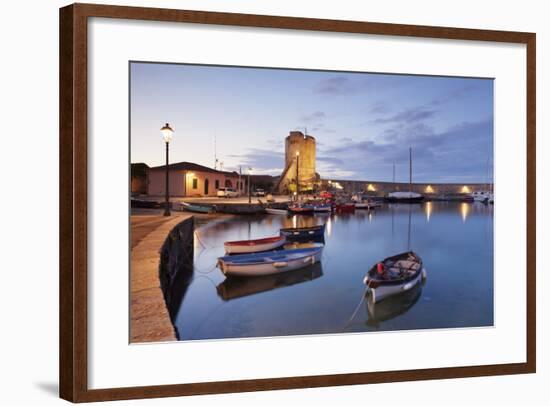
[169, 202, 493, 341]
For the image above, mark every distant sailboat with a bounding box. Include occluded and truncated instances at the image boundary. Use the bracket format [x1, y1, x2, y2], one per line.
[385, 148, 424, 203]
[471, 154, 494, 204]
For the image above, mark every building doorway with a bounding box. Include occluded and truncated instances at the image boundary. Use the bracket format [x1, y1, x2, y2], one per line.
[204, 179, 209, 195]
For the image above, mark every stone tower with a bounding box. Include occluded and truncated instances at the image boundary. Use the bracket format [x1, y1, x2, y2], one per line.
[277, 131, 316, 193]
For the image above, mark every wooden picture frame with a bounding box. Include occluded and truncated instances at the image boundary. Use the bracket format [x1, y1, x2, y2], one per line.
[59, 3, 536, 402]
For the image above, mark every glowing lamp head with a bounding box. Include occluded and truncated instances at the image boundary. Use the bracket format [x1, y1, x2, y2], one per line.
[296, 151, 300, 157]
[160, 123, 174, 143]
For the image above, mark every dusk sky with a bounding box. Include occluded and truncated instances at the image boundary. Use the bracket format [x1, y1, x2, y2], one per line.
[130, 62, 493, 183]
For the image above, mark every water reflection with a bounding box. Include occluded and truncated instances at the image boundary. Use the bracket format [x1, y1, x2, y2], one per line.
[460, 202, 470, 222]
[425, 201, 432, 222]
[217, 263, 323, 301]
[366, 280, 424, 327]
[171, 201, 493, 341]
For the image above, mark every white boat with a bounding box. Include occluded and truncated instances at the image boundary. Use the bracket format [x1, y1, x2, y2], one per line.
[471, 191, 493, 202]
[385, 148, 424, 203]
[223, 235, 286, 254]
[363, 251, 427, 303]
[313, 204, 332, 213]
[355, 201, 382, 210]
[178, 201, 213, 213]
[217, 246, 323, 277]
[385, 191, 424, 203]
[265, 208, 288, 215]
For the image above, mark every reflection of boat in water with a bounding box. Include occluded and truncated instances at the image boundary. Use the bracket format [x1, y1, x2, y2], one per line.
[363, 251, 426, 303]
[366, 281, 423, 326]
[217, 246, 323, 277]
[216, 263, 323, 301]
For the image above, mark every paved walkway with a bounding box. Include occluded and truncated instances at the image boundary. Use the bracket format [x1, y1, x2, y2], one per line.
[130, 213, 193, 343]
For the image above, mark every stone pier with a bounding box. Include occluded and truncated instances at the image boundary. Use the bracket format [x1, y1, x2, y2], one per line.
[130, 214, 194, 343]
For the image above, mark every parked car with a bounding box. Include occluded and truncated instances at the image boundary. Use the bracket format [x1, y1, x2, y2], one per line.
[217, 187, 239, 198]
[254, 189, 266, 197]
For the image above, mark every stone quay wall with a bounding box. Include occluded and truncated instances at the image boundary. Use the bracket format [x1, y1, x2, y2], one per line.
[321, 179, 493, 195]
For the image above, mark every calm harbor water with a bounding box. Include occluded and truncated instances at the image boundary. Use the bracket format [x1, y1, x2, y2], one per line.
[167, 202, 494, 341]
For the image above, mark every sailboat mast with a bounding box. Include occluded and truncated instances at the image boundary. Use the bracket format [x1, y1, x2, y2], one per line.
[409, 147, 412, 194]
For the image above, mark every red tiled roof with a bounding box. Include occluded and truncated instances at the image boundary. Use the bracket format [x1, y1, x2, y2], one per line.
[148, 161, 240, 177]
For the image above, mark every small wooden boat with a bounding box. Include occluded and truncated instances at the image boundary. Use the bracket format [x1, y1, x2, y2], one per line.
[217, 246, 323, 277]
[280, 224, 326, 240]
[355, 200, 382, 210]
[224, 235, 286, 254]
[313, 204, 332, 213]
[363, 251, 427, 303]
[335, 203, 355, 212]
[265, 208, 288, 215]
[179, 201, 212, 213]
[288, 204, 315, 215]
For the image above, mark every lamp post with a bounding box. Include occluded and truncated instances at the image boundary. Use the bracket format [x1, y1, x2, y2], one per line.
[295, 151, 300, 200]
[161, 123, 174, 216]
[247, 167, 253, 204]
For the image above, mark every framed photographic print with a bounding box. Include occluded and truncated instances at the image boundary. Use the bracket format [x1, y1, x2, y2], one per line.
[59, 3, 536, 402]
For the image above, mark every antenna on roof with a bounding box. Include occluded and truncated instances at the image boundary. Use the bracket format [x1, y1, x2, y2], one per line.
[214, 135, 218, 170]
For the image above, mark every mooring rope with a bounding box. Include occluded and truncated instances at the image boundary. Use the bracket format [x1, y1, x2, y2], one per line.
[342, 287, 369, 331]
[194, 264, 218, 275]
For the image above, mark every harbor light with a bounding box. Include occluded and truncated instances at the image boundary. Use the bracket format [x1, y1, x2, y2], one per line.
[160, 123, 174, 216]
[367, 184, 376, 192]
[461, 185, 471, 193]
[161, 122, 174, 143]
[425, 185, 434, 193]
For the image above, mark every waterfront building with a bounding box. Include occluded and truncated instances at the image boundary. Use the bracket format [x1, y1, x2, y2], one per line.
[130, 163, 149, 195]
[147, 161, 244, 197]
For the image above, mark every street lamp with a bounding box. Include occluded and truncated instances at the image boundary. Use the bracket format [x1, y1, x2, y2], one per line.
[161, 123, 174, 216]
[295, 151, 300, 199]
[247, 167, 253, 204]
